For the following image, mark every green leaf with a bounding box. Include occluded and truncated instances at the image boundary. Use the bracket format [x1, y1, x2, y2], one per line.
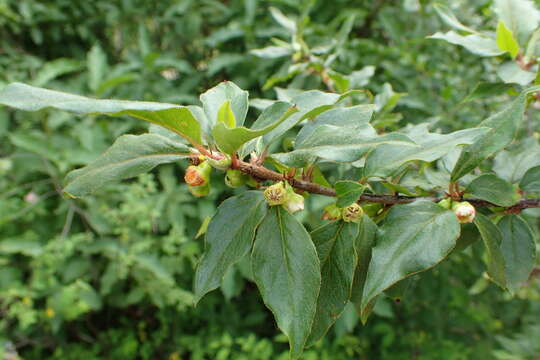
[520, 165, 540, 192]
[335, 181, 365, 207]
[200, 81, 249, 134]
[252, 206, 321, 359]
[473, 213, 507, 289]
[269, 7, 297, 34]
[496, 21, 520, 58]
[451, 86, 540, 181]
[497, 61, 536, 86]
[498, 215, 536, 294]
[364, 127, 489, 178]
[465, 174, 520, 206]
[194, 191, 267, 304]
[429, 31, 504, 57]
[0, 83, 203, 145]
[493, 0, 540, 42]
[63, 134, 190, 197]
[360, 201, 460, 315]
[217, 100, 236, 128]
[349, 215, 377, 323]
[212, 102, 298, 154]
[307, 222, 359, 346]
[272, 130, 415, 168]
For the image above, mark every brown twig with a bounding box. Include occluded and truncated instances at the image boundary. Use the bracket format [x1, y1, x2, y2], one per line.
[231, 159, 540, 210]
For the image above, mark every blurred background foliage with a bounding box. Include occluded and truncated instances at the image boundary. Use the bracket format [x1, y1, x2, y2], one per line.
[0, 0, 539, 359]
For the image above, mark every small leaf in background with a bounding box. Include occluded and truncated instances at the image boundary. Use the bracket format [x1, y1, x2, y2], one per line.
[429, 31, 504, 57]
[252, 206, 321, 359]
[200, 81, 249, 133]
[269, 7, 297, 34]
[63, 134, 190, 197]
[520, 165, 540, 193]
[465, 173, 520, 206]
[360, 201, 460, 317]
[32, 58, 84, 87]
[350, 215, 377, 323]
[451, 85, 540, 181]
[307, 221, 358, 346]
[334, 181, 365, 207]
[462, 82, 514, 103]
[474, 213, 507, 289]
[87, 44, 108, 93]
[496, 21, 520, 58]
[433, 3, 478, 34]
[194, 191, 267, 304]
[498, 215, 536, 294]
[217, 100, 236, 128]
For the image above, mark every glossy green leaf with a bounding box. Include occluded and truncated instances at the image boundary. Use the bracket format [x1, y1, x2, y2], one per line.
[494, 0, 540, 41]
[194, 191, 267, 304]
[466, 174, 520, 206]
[520, 165, 540, 192]
[462, 82, 514, 103]
[496, 21, 520, 58]
[364, 127, 489, 178]
[252, 207, 321, 359]
[212, 103, 298, 154]
[451, 86, 540, 181]
[335, 181, 365, 207]
[64, 134, 190, 197]
[497, 61, 536, 86]
[429, 31, 504, 57]
[307, 221, 359, 346]
[349, 215, 377, 323]
[0, 82, 203, 145]
[200, 81, 249, 133]
[473, 213, 507, 289]
[360, 201, 460, 315]
[499, 215, 536, 294]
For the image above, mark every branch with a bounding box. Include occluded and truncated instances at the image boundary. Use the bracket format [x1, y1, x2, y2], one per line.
[233, 159, 540, 210]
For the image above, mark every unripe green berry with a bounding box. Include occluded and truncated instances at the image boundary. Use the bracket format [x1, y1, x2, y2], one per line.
[184, 161, 211, 187]
[437, 198, 452, 210]
[225, 169, 247, 188]
[452, 201, 476, 224]
[264, 182, 288, 206]
[189, 183, 210, 197]
[342, 203, 364, 223]
[207, 154, 231, 171]
[322, 204, 342, 221]
[283, 192, 305, 214]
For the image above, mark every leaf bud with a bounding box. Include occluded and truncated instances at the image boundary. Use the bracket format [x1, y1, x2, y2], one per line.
[322, 204, 342, 221]
[225, 169, 247, 188]
[452, 201, 476, 224]
[184, 161, 211, 187]
[264, 182, 288, 206]
[342, 203, 364, 223]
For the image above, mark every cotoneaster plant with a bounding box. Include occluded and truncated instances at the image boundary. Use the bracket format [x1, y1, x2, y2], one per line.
[1, 81, 540, 359]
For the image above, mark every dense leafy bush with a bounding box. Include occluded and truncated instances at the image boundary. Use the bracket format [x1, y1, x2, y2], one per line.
[1, 0, 539, 359]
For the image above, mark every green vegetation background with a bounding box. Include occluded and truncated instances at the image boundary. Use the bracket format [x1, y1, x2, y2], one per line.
[0, 0, 539, 359]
